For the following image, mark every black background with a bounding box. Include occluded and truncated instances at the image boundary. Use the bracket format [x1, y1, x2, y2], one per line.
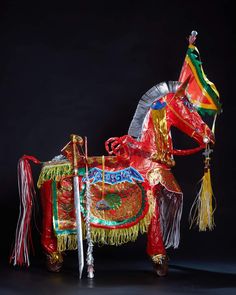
[0, 0, 235, 264]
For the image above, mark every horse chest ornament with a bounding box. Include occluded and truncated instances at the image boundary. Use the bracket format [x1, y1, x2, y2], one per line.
[10, 31, 222, 279]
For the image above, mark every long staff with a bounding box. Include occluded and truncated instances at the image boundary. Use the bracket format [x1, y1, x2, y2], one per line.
[71, 134, 84, 279]
[84, 137, 94, 278]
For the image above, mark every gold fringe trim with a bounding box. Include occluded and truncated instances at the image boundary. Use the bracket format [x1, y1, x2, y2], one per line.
[57, 234, 78, 252]
[151, 254, 167, 264]
[56, 190, 156, 251]
[37, 163, 73, 188]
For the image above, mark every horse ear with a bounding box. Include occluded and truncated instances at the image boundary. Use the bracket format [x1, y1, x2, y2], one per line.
[175, 75, 191, 98]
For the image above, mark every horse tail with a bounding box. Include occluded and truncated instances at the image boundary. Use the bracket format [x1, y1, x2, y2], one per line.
[10, 155, 41, 267]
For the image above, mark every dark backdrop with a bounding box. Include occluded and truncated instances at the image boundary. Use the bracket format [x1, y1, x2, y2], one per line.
[0, 1, 235, 263]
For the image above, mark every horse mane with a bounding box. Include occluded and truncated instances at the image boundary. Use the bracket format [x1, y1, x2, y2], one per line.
[128, 81, 180, 139]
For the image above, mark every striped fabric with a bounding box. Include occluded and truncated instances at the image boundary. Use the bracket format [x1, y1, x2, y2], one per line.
[179, 44, 221, 115]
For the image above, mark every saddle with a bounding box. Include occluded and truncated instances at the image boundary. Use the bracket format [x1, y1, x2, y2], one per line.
[38, 155, 155, 251]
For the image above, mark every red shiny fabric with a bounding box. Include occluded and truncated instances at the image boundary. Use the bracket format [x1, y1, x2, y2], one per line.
[146, 190, 166, 256]
[40, 180, 57, 254]
[166, 94, 215, 145]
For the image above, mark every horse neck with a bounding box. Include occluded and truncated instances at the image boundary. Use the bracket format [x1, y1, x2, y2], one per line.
[139, 108, 175, 167]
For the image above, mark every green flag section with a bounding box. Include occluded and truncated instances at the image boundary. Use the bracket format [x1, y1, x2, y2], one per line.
[179, 44, 222, 115]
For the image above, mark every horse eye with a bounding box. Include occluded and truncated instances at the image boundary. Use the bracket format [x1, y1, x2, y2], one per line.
[183, 97, 195, 112]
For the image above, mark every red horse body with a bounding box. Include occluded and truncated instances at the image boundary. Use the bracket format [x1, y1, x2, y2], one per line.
[10, 80, 215, 277]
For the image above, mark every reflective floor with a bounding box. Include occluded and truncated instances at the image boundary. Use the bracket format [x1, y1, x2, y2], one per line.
[1, 256, 236, 295]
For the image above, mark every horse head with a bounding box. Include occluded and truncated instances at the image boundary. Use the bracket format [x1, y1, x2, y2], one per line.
[106, 81, 215, 167]
[164, 80, 215, 147]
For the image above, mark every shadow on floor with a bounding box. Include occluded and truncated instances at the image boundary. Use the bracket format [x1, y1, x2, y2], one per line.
[1, 257, 236, 295]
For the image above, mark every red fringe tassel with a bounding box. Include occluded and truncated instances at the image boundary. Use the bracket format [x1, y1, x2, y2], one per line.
[10, 155, 41, 267]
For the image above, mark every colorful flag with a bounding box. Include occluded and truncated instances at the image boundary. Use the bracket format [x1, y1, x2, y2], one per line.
[179, 34, 221, 115]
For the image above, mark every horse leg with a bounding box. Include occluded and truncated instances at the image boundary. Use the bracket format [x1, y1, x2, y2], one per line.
[147, 188, 168, 276]
[40, 180, 63, 272]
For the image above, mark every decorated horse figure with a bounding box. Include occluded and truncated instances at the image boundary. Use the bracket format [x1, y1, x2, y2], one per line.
[10, 31, 221, 279]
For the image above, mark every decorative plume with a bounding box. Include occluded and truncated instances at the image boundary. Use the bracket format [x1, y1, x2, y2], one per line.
[189, 146, 216, 231]
[10, 155, 41, 266]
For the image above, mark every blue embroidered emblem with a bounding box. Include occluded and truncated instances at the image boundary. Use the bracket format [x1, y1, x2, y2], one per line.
[82, 167, 144, 184]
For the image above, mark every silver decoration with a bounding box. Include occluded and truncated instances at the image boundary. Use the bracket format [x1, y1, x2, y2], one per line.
[50, 154, 67, 162]
[128, 81, 180, 139]
[191, 30, 198, 37]
[85, 167, 94, 279]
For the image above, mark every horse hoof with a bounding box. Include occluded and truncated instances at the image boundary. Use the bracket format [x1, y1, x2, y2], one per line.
[151, 254, 168, 277]
[46, 252, 64, 272]
[154, 260, 168, 277]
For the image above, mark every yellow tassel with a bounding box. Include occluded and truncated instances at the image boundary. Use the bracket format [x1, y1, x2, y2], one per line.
[198, 169, 215, 231]
[189, 168, 215, 231]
